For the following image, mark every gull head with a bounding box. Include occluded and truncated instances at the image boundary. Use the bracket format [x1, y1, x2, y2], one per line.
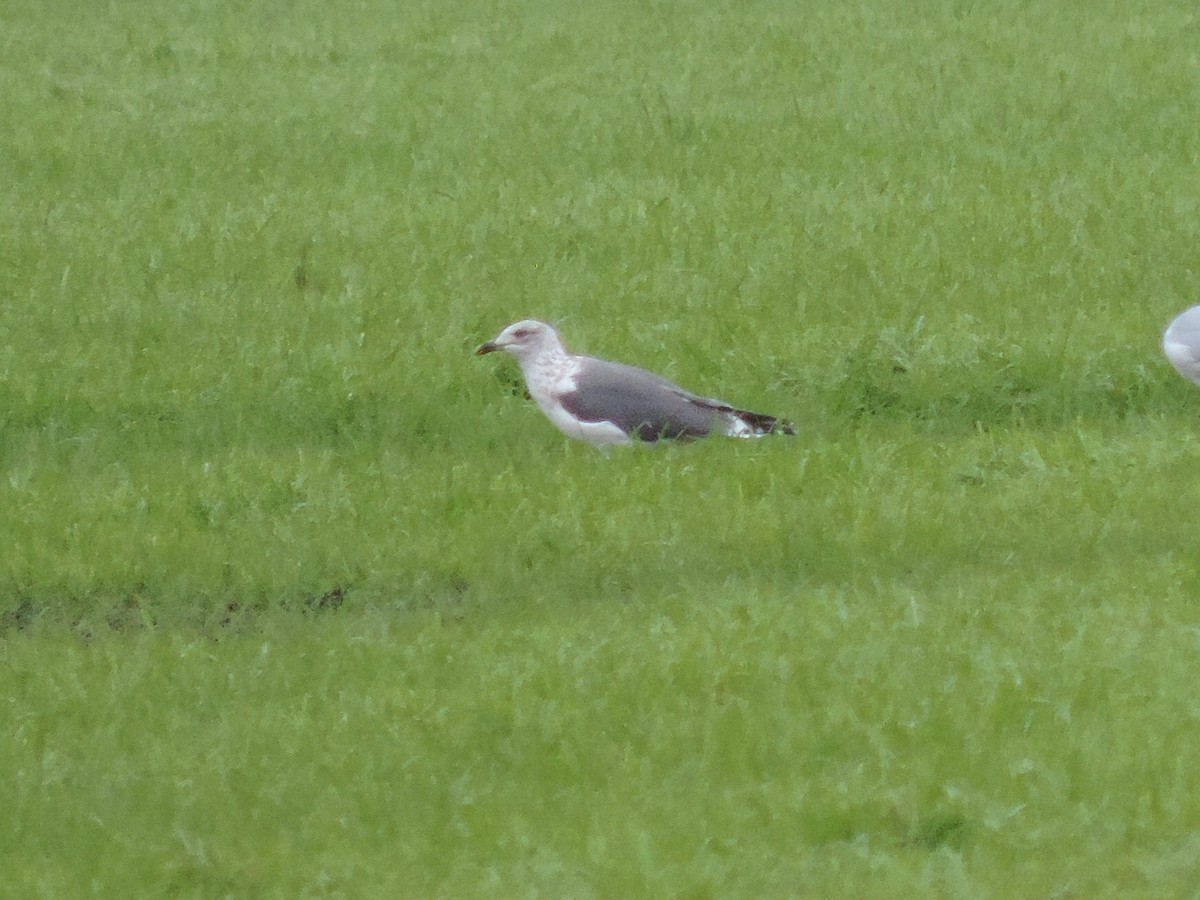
[1163, 305, 1200, 388]
[475, 319, 564, 363]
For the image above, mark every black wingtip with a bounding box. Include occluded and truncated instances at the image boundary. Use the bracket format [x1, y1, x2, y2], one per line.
[736, 410, 796, 436]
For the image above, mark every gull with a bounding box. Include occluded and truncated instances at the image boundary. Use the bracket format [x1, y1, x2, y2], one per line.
[476, 319, 794, 447]
[1163, 305, 1200, 388]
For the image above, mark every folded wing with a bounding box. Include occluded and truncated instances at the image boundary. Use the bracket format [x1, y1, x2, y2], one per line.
[559, 358, 792, 442]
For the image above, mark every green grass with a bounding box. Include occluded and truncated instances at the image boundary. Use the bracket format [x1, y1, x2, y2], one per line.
[4, 0, 1200, 895]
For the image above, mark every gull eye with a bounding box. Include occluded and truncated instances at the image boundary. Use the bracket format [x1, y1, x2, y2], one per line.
[512, 328, 530, 339]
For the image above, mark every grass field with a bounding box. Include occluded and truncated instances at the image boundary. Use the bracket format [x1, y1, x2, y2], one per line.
[4, 0, 1200, 895]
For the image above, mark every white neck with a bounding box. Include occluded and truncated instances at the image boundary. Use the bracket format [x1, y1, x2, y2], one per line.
[519, 345, 578, 408]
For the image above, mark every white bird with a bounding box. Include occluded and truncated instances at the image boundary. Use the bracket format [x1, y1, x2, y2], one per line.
[1163, 305, 1200, 387]
[476, 319, 795, 447]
